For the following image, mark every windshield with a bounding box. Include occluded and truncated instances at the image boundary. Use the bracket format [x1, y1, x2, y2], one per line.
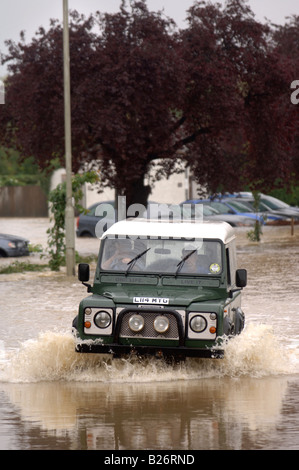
[100, 237, 222, 275]
[260, 196, 289, 210]
[180, 204, 219, 217]
[208, 202, 230, 214]
[226, 200, 255, 212]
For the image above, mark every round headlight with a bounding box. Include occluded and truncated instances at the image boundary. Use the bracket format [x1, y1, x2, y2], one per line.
[128, 314, 144, 333]
[154, 315, 170, 334]
[94, 310, 111, 329]
[190, 315, 207, 333]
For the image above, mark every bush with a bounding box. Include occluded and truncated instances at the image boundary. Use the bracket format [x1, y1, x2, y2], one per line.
[47, 171, 99, 271]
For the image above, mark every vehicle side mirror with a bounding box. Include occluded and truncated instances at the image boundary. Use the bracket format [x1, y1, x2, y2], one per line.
[78, 263, 90, 282]
[78, 263, 92, 291]
[236, 269, 247, 288]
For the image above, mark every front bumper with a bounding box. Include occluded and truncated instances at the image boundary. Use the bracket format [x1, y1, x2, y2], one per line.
[75, 342, 224, 359]
[73, 305, 223, 359]
[6, 248, 29, 257]
[4, 241, 29, 257]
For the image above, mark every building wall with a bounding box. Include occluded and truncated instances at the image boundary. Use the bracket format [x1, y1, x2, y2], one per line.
[84, 172, 188, 207]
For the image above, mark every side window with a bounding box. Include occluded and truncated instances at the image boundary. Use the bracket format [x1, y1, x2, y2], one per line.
[226, 248, 231, 285]
[226, 242, 237, 287]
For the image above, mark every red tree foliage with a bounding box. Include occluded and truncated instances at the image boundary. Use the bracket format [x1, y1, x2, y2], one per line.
[181, 0, 297, 194]
[271, 15, 299, 188]
[0, 0, 298, 206]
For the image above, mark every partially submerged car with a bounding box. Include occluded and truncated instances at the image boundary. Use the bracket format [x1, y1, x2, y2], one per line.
[73, 219, 247, 359]
[0, 233, 29, 257]
[76, 200, 115, 237]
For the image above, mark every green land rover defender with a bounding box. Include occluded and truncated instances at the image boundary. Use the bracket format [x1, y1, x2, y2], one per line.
[72, 219, 247, 359]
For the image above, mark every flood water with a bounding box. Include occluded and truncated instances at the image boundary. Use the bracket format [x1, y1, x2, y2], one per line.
[0, 219, 299, 450]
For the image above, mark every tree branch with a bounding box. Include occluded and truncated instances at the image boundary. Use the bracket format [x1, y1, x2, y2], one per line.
[147, 125, 211, 162]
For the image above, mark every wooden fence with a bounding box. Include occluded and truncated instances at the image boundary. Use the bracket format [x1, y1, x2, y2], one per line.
[0, 185, 48, 217]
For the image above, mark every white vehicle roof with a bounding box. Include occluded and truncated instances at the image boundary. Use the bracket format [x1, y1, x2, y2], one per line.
[102, 219, 235, 244]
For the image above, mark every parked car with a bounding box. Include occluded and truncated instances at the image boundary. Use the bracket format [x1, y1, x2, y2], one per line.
[181, 201, 257, 227]
[219, 198, 288, 225]
[184, 199, 265, 224]
[143, 201, 257, 226]
[229, 197, 296, 223]
[0, 233, 29, 257]
[76, 201, 116, 237]
[228, 193, 299, 220]
[77, 200, 157, 237]
[259, 194, 299, 213]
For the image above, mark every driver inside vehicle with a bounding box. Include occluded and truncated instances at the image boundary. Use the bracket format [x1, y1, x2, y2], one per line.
[179, 244, 209, 274]
[102, 239, 132, 269]
[102, 239, 146, 271]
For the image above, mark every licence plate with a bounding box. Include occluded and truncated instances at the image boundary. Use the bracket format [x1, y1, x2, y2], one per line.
[133, 297, 169, 305]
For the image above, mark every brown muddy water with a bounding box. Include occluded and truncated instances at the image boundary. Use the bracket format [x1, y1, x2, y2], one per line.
[0, 219, 299, 450]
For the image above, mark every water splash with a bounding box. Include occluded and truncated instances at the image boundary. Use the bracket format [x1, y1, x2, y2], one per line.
[0, 323, 298, 384]
[222, 323, 299, 377]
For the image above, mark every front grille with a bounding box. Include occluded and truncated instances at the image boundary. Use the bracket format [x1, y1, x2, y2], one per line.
[17, 241, 27, 249]
[119, 311, 179, 339]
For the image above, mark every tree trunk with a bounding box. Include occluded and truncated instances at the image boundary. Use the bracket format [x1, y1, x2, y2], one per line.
[116, 173, 151, 213]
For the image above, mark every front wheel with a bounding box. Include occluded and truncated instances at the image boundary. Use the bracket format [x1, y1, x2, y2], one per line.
[72, 316, 78, 330]
[234, 308, 245, 335]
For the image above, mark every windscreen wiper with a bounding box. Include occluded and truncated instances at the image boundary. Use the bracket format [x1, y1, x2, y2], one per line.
[126, 248, 151, 275]
[175, 249, 197, 277]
